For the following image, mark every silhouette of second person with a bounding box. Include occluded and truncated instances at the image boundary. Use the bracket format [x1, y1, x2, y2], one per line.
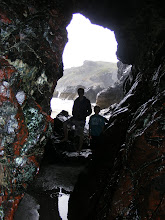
[62, 88, 92, 151]
[89, 105, 107, 153]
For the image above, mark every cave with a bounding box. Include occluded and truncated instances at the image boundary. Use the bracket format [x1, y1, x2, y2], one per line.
[0, 0, 165, 219]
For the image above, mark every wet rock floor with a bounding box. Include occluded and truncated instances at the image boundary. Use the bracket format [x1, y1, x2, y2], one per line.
[14, 149, 92, 220]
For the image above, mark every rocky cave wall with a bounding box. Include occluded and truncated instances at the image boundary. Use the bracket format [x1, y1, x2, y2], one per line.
[0, 0, 71, 218]
[0, 0, 165, 219]
[68, 1, 165, 219]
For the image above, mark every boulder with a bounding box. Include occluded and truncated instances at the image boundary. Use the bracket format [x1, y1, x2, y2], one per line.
[96, 83, 123, 109]
[58, 86, 77, 100]
[84, 86, 103, 103]
[58, 85, 103, 103]
[96, 61, 131, 108]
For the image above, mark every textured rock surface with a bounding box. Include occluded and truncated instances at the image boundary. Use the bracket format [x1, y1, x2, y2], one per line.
[108, 92, 165, 219]
[0, 1, 70, 218]
[58, 85, 103, 103]
[0, 0, 165, 219]
[55, 60, 117, 101]
[96, 84, 123, 109]
[68, 1, 165, 220]
[68, 68, 165, 220]
[96, 61, 131, 108]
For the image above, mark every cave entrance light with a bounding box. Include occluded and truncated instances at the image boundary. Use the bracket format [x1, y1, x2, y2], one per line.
[51, 13, 118, 119]
[48, 13, 119, 220]
[62, 13, 118, 69]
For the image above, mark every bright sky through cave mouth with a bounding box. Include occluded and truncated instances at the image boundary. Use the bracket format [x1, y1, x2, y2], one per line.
[63, 13, 118, 69]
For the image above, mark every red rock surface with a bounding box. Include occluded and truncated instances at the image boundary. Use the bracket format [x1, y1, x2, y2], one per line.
[109, 93, 165, 219]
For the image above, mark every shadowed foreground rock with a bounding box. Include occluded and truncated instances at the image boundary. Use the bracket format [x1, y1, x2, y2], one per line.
[0, 2, 69, 218]
[107, 92, 165, 219]
[68, 70, 165, 220]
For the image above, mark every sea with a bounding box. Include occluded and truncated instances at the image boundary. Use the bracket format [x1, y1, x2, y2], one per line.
[50, 97, 74, 119]
[50, 97, 96, 129]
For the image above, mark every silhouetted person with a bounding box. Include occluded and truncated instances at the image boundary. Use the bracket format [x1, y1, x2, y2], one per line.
[62, 88, 92, 151]
[89, 105, 107, 154]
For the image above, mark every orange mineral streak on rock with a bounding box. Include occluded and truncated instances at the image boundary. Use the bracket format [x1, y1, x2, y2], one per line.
[0, 57, 54, 219]
[111, 170, 135, 217]
[0, 58, 28, 219]
[0, 69, 4, 81]
[128, 119, 165, 172]
[0, 145, 4, 151]
[109, 99, 165, 219]
[1, 76, 28, 157]
[4, 194, 24, 220]
[130, 113, 165, 218]
[0, 187, 24, 219]
[43, 114, 53, 133]
[139, 186, 165, 220]
[43, 116, 54, 132]
[0, 59, 16, 80]
[13, 105, 28, 156]
[0, 59, 16, 105]
[147, 187, 162, 218]
[34, 100, 54, 124]
[28, 155, 39, 168]
[22, 183, 27, 189]
[0, 11, 12, 24]
[0, 195, 2, 204]
[0, 60, 17, 104]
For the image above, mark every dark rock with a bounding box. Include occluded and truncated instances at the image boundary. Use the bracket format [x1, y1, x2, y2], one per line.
[58, 86, 77, 100]
[84, 86, 103, 103]
[96, 61, 131, 108]
[58, 85, 103, 103]
[117, 61, 132, 82]
[96, 83, 123, 109]
[55, 60, 117, 97]
[53, 90, 59, 98]
[0, 0, 165, 219]
[53, 110, 70, 135]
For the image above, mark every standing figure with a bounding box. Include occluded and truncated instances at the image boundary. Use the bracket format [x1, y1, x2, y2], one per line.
[89, 105, 107, 153]
[62, 88, 92, 151]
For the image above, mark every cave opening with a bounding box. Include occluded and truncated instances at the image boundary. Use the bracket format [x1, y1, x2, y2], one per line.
[14, 13, 124, 220]
[36, 13, 133, 220]
[32, 13, 131, 220]
[50, 13, 119, 119]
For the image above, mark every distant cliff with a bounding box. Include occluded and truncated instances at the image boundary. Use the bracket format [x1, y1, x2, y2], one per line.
[54, 60, 118, 100]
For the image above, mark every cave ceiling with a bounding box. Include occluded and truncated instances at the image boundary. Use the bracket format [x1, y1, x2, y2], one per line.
[3, 0, 164, 65]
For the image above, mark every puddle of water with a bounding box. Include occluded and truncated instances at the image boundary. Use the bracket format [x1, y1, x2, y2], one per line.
[58, 188, 70, 220]
[14, 164, 85, 220]
[14, 194, 40, 220]
[14, 189, 70, 220]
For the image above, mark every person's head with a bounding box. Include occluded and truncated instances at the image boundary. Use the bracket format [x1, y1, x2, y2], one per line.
[94, 105, 100, 114]
[77, 88, 84, 97]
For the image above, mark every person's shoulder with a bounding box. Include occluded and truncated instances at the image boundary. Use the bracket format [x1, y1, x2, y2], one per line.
[89, 114, 95, 122]
[84, 96, 91, 103]
[98, 115, 106, 120]
[74, 97, 79, 102]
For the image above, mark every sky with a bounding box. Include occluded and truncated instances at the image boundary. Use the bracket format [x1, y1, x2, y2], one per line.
[62, 13, 118, 69]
